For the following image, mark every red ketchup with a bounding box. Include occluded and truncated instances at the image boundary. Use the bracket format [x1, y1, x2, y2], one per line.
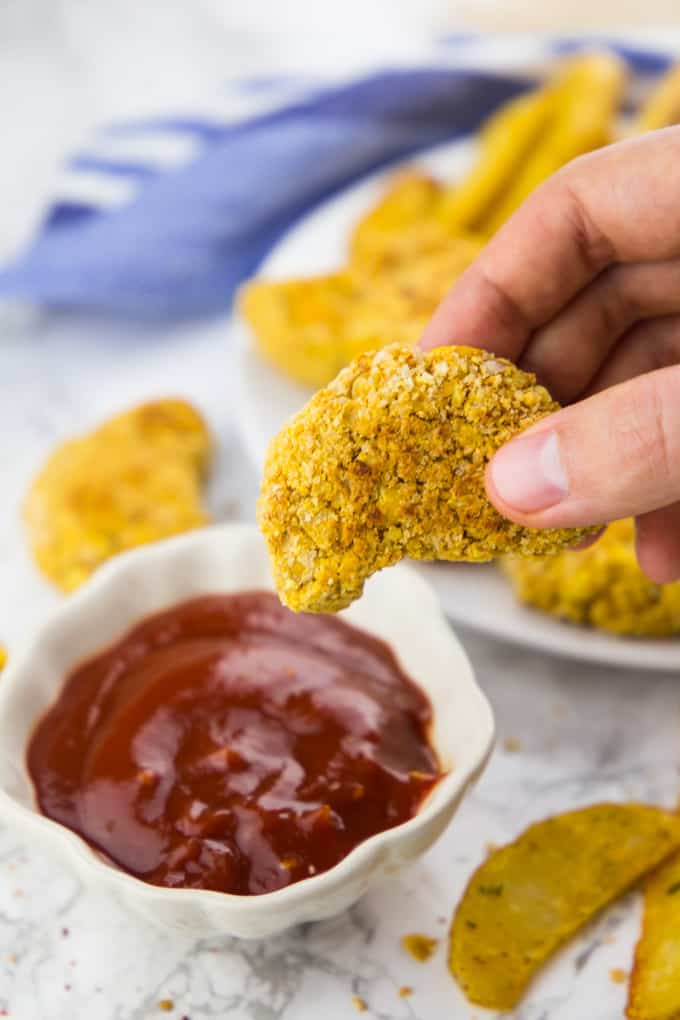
[28, 592, 440, 896]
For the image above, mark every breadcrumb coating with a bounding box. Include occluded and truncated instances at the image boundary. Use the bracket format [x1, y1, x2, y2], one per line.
[25, 399, 212, 592]
[502, 519, 680, 637]
[258, 345, 591, 613]
[241, 237, 481, 389]
[349, 170, 483, 272]
[349, 170, 443, 270]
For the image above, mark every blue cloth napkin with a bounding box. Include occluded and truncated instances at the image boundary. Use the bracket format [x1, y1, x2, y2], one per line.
[0, 37, 671, 320]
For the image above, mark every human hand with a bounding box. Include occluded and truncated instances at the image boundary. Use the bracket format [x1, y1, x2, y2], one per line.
[420, 127, 680, 582]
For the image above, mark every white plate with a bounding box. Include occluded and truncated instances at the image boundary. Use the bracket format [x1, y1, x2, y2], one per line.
[232, 139, 680, 672]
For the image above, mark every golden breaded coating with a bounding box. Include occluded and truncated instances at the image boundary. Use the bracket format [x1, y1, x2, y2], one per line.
[241, 239, 482, 389]
[502, 519, 680, 637]
[258, 345, 591, 613]
[349, 170, 443, 270]
[241, 273, 371, 389]
[0, 645, 6, 671]
[25, 399, 212, 592]
[349, 171, 483, 275]
[348, 240, 483, 348]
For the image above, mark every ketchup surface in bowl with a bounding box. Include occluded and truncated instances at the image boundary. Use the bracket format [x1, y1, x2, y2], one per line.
[27, 592, 440, 896]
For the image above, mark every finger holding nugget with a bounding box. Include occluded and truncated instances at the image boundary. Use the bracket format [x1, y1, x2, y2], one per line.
[420, 129, 680, 578]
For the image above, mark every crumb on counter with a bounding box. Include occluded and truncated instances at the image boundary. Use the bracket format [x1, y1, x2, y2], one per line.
[398, 986, 413, 998]
[158, 1001, 174, 1013]
[609, 968, 628, 984]
[351, 995, 368, 1012]
[401, 933, 439, 962]
[502, 737, 522, 754]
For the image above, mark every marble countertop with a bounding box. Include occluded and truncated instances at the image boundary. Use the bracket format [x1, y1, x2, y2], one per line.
[2, 298, 679, 1020]
[1, 6, 680, 1019]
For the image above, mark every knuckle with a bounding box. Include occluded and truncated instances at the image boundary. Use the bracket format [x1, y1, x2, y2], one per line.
[554, 174, 615, 276]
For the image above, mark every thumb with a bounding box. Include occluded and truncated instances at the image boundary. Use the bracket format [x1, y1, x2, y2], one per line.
[485, 365, 680, 528]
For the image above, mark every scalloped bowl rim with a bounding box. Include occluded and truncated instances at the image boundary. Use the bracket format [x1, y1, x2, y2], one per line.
[0, 523, 494, 935]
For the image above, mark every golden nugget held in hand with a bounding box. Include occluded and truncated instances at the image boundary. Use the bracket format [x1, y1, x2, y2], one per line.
[258, 345, 593, 613]
[25, 399, 212, 592]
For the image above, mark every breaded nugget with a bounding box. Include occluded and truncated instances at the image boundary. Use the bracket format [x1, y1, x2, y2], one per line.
[349, 170, 443, 270]
[348, 239, 484, 344]
[502, 519, 680, 637]
[242, 239, 482, 389]
[104, 398, 211, 474]
[241, 273, 373, 389]
[25, 399, 212, 592]
[258, 345, 591, 613]
[349, 171, 483, 275]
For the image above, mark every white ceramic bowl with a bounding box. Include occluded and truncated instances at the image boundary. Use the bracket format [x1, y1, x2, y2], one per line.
[0, 524, 494, 938]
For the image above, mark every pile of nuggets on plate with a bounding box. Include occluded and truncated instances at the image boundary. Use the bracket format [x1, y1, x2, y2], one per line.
[14, 52, 680, 1020]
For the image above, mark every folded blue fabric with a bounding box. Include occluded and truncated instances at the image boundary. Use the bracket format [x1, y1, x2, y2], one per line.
[0, 38, 670, 320]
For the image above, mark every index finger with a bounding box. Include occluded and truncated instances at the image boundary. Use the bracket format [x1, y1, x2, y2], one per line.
[419, 128, 680, 361]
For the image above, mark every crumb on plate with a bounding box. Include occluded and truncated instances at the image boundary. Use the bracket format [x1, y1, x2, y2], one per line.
[401, 933, 439, 962]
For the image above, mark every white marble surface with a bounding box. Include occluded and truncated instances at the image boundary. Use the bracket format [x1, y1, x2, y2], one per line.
[2, 302, 680, 1020]
[1, 6, 680, 1020]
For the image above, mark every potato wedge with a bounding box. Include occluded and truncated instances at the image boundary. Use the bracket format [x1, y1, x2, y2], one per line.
[481, 52, 626, 235]
[449, 803, 680, 1011]
[627, 851, 680, 1020]
[437, 87, 556, 232]
[635, 62, 680, 131]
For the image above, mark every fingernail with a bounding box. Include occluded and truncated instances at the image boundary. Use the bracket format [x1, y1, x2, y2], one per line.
[490, 430, 568, 512]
